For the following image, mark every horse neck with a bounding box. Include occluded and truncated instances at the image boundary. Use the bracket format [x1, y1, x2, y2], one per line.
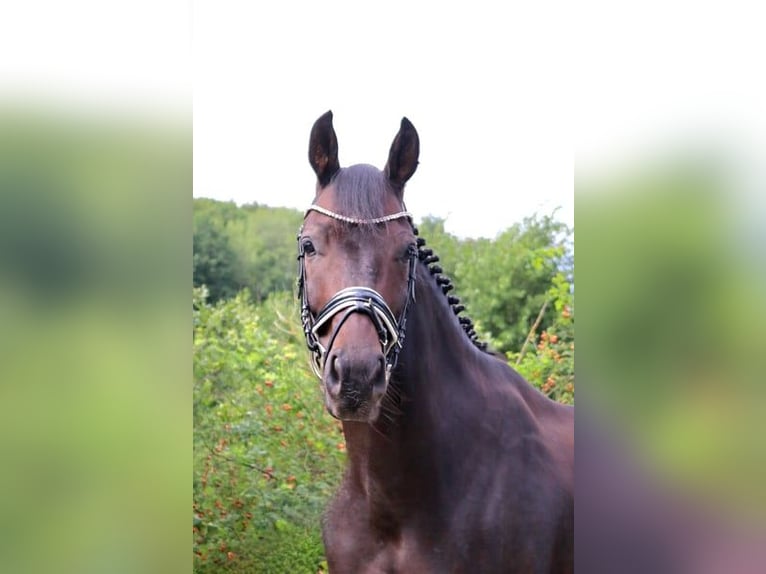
[395, 263, 487, 397]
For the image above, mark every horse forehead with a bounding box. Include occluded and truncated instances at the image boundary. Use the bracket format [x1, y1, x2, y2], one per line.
[314, 177, 401, 213]
[306, 185, 408, 249]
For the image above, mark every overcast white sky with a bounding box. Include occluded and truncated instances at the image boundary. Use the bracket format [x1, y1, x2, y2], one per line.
[2, 1, 763, 238]
[193, 3, 576, 238]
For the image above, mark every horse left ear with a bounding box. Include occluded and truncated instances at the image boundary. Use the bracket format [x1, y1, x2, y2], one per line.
[385, 117, 419, 189]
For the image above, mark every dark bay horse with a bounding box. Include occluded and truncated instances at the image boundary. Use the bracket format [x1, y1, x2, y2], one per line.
[297, 111, 573, 573]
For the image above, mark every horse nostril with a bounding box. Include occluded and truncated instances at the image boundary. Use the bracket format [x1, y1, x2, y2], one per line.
[325, 352, 342, 395]
[325, 350, 386, 394]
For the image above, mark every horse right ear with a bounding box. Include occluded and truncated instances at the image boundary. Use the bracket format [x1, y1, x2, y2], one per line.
[385, 117, 419, 190]
[308, 110, 340, 187]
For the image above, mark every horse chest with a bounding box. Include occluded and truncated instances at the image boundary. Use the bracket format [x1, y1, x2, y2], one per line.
[325, 521, 437, 574]
[323, 487, 441, 573]
[363, 535, 435, 574]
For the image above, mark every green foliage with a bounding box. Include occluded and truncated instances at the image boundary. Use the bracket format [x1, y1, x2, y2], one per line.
[193, 199, 303, 303]
[227, 205, 305, 301]
[416, 214, 572, 356]
[509, 272, 575, 405]
[247, 524, 327, 574]
[193, 214, 241, 302]
[193, 287, 343, 573]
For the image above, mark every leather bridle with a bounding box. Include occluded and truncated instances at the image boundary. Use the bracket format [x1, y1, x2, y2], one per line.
[296, 205, 417, 381]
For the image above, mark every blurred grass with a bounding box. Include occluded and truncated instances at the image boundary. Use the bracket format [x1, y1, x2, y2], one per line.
[577, 154, 766, 521]
[0, 106, 190, 574]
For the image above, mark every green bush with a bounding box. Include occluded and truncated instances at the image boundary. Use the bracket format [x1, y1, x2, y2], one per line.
[508, 272, 575, 405]
[193, 288, 343, 573]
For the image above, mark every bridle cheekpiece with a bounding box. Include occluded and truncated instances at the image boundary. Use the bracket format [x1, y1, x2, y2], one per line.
[296, 205, 417, 381]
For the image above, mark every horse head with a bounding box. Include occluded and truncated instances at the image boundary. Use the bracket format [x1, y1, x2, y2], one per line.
[298, 111, 419, 422]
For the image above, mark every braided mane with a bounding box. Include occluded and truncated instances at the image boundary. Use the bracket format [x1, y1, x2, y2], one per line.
[411, 224, 490, 353]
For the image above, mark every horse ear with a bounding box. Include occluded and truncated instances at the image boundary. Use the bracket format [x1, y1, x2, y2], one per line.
[385, 117, 419, 189]
[308, 110, 340, 187]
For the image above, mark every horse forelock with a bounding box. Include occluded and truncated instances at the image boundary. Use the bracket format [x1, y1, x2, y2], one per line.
[324, 164, 399, 222]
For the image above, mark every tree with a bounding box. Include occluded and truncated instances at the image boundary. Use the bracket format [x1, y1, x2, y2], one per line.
[193, 213, 241, 302]
[415, 214, 571, 355]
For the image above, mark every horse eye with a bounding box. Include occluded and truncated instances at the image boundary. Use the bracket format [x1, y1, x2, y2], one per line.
[301, 238, 316, 256]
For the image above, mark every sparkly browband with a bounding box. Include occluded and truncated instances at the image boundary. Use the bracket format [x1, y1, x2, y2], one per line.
[304, 204, 412, 225]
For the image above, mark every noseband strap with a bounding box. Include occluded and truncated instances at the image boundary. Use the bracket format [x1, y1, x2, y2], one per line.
[313, 287, 400, 354]
[297, 205, 417, 380]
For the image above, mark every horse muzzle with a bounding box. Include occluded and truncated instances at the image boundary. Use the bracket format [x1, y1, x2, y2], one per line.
[296, 242, 418, 422]
[322, 346, 387, 421]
